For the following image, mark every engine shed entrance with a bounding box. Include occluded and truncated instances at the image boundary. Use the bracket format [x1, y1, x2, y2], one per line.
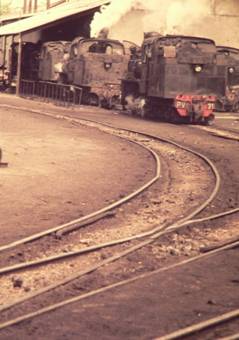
[0, 0, 108, 95]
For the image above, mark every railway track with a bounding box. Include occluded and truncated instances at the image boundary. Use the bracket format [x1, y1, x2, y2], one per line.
[0, 106, 220, 260]
[0, 104, 221, 247]
[0, 103, 238, 336]
[0, 236, 238, 333]
[157, 308, 239, 340]
[0, 128, 161, 254]
[192, 124, 239, 142]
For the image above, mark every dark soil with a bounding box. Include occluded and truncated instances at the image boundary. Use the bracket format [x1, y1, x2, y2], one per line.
[0, 105, 155, 246]
[0, 247, 238, 339]
[0, 95, 238, 339]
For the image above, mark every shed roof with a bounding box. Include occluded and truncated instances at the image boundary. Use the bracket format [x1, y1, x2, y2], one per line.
[0, 0, 109, 36]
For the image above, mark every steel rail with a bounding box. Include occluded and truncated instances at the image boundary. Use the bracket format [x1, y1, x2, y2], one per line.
[1, 104, 222, 221]
[192, 124, 239, 141]
[156, 309, 239, 340]
[0, 104, 224, 318]
[0, 206, 238, 276]
[0, 162, 226, 315]
[0, 106, 222, 275]
[0, 125, 161, 253]
[0, 239, 238, 332]
[0, 104, 221, 255]
[36, 112, 221, 222]
[221, 333, 239, 340]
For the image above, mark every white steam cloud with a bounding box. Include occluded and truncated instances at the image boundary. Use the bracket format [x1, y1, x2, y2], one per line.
[166, 0, 209, 34]
[90, 0, 211, 38]
[90, 0, 239, 48]
[90, 0, 136, 37]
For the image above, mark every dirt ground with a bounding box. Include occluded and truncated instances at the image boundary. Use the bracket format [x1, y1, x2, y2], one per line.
[0, 105, 155, 246]
[1, 248, 238, 340]
[0, 95, 238, 339]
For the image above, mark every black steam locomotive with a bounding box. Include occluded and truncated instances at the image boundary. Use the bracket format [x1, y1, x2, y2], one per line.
[3, 30, 239, 124]
[216, 46, 239, 112]
[122, 33, 224, 124]
[36, 28, 133, 107]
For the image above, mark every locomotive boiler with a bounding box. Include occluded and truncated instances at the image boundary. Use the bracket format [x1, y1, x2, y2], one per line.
[122, 34, 223, 124]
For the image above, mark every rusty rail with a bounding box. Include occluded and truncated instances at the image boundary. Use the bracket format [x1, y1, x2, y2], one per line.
[20, 80, 83, 107]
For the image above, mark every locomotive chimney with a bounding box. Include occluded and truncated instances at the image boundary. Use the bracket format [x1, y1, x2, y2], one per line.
[97, 27, 109, 39]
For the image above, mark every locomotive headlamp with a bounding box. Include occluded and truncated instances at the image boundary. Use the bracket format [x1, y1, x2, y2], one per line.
[194, 65, 202, 73]
[228, 67, 235, 74]
[104, 62, 112, 70]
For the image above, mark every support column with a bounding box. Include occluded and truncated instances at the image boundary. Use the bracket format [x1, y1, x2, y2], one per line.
[34, 0, 38, 12]
[16, 34, 22, 96]
[211, 0, 217, 16]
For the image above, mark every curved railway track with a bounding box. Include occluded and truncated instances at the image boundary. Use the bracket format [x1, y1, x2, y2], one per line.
[0, 103, 238, 335]
[0, 107, 221, 260]
[0, 131, 161, 253]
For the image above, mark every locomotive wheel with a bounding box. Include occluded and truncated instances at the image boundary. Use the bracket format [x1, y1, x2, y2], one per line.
[165, 107, 181, 124]
[108, 95, 120, 109]
[215, 100, 222, 112]
[203, 114, 214, 126]
[102, 96, 120, 110]
[138, 99, 154, 119]
[232, 101, 239, 113]
[87, 93, 100, 106]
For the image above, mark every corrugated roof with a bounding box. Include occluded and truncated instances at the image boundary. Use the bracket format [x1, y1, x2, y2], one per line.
[0, 13, 32, 24]
[0, 0, 109, 36]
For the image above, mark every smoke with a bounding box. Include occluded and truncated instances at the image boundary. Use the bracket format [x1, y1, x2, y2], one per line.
[91, 0, 211, 38]
[125, 95, 146, 117]
[142, 0, 211, 36]
[90, 0, 239, 48]
[165, 0, 209, 35]
[90, 0, 135, 37]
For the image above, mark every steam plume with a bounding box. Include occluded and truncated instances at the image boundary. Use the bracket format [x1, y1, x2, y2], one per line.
[90, 0, 239, 48]
[90, 0, 212, 39]
[90, 0, 135, 37]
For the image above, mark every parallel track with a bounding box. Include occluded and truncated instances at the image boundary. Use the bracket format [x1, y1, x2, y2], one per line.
[0, 106, 221, 269]
[0, 104, 238, 334]
[0, 238, 238, 332]
[0, 121, 161, 254]
[157, 308, 239, 340]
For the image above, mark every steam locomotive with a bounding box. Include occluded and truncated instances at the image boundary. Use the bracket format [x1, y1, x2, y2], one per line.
[61, 36, 130, 107]
[36, 28, 132, 108]
[3, 29, 239, 124]
[122, 33, 223, 124]
[215, 46, 239, 112]
[38, 41, 71, 82]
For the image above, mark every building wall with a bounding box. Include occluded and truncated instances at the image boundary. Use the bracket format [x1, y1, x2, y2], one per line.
[213, 0, 239, 16]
